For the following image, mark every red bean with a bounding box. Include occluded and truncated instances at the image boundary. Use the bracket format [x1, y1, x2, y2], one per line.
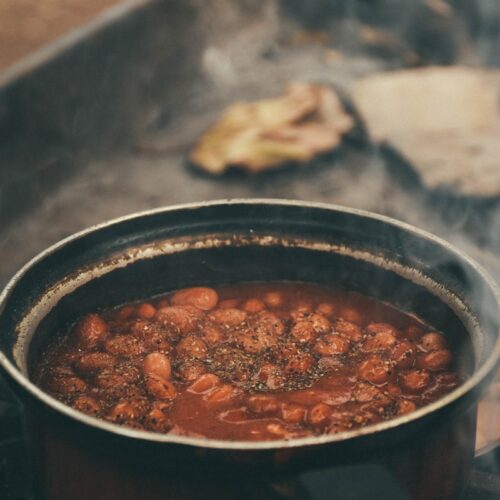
[156, 306, 203, 335]
[247, 394, 279, 414]
[151, 400, 171, 413]
[365, 323, 399, 338]
[281, 404, 307, 424]
[145, 375, 177, 400]
[105, 335, 145, 357]
[201, 323, 224, 345]
[397, 399, 417, 416]
[358, 357, 392, 385]
[176, 359, 206, 382]
[420, 332, 448, 352]
[208, 308, 247, 328]
[73, 314, 108, 349]
[144, 407, 171, 432]
[243, 298, 266, 313]
[355, 405, 383, 423]
[73, 352, 117, 375]
[129, 319, 151, 337]
[292, 321, 318, 344]
[391, 341, 416, 369]
[256, 363, 285, 390]
[263, 292, 284, 309]
[73, 396, 101, 415]
[143, 330, 172, 353]
[143, 352, 172, 380]
[322, 388, 353, 406]
[115, 306, 135, 321]
[204, 384, 237, 403]
[266, 423, 293, 439]
[385, 383, 402, 397]
[108, 401, 144, 422]
[416, 350, 452, 371]
[236, 330, 276, 354]
[328, 411, 352, 433]
[130, 321, 172, 351]
[95, 371, 141, 400]
[95, 371, 127, 390]
[308, 403, 331, 426]
[292, 314, 330, 344]
[284, 352, 314, 375]
[171, 287, 219, 311]
[362, 331, 397, 352]
[317, 356, 344, 372]
[313, 334, 350, 355]
[309, 313, 331, 333]
[351, 411, 375, 427]
[399, 369, 431, 394]
[188, 373, 220, 394]
[137, 303, 156, 319]
[253, 311, 285, 337]
[236, 313, 284, 353]
[176, 335, 208, 359]
[334, 319, 362, 341]
[46, 375, 87, 395]
[219, 408, 248, 423]
[353, 382, 384, 402]
[290, 310, 307, 322]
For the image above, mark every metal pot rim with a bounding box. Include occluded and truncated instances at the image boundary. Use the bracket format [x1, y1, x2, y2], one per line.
[1, 198, 499, 450]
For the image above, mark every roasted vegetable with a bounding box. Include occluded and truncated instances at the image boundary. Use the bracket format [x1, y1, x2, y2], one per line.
[190, 83, 354, 174]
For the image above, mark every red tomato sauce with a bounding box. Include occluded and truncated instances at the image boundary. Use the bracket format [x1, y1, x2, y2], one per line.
[33, 283, 460, 441]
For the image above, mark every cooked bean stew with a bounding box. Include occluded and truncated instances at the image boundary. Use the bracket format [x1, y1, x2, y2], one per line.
[34, 283, 460, 441]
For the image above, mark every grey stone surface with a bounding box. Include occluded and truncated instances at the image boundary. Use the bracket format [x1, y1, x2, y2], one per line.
[351, 67, 500, 198]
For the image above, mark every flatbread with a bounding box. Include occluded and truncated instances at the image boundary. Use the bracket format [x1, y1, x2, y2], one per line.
[351, 67, 500, 197]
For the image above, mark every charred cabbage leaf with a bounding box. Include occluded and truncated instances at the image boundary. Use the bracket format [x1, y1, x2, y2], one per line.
[190, 83, 354, 174]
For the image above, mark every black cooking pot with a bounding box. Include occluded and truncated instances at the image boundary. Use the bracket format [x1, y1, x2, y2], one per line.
[0, 200, 498, 500]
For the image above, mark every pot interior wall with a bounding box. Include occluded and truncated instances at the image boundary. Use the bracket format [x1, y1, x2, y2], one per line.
[0, 202, 497, 500]
[1, 202, 497, 418]
[28, 243, 475, 380]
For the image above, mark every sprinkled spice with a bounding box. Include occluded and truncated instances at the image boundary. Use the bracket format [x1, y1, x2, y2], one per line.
[34, 282, 460, 441]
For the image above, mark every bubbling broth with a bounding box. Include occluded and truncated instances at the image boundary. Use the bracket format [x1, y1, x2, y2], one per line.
[33, 283, 460, 441]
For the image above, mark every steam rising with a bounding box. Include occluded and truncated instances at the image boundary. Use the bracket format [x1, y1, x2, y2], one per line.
[0, 0, 499, 469]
